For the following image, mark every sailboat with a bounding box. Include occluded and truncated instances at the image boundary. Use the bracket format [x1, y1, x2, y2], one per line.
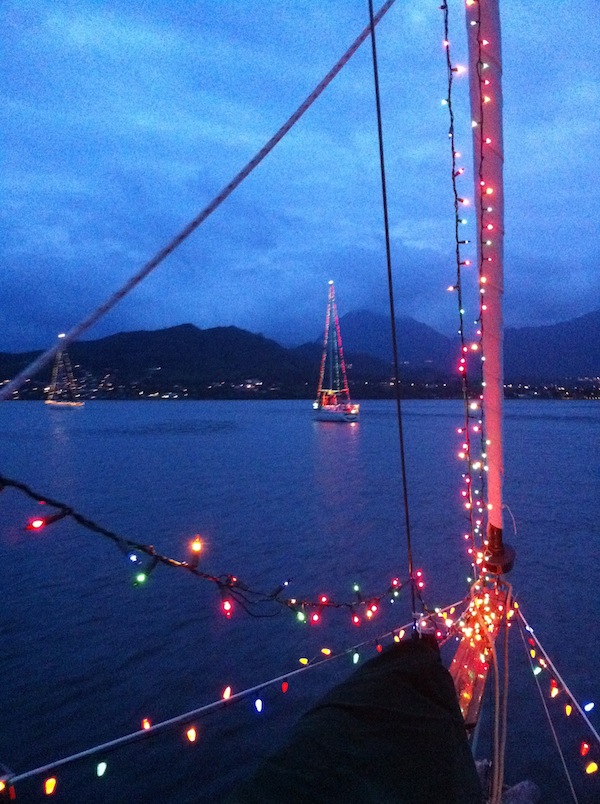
[0, 1, 597, 801]
[45, 339, 84, 408]
[312, 281, 360, 423]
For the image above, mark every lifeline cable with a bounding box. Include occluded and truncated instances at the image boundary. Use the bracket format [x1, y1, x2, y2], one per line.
[517, 615, 579, 803]
[366, 0, 417, 620]
[0, 0, 397, 404]
[0, 604, 468, 788]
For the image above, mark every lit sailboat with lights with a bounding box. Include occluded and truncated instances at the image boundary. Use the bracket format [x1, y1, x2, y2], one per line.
[45, 335, 84, 408]
[313, 281, 359, 422]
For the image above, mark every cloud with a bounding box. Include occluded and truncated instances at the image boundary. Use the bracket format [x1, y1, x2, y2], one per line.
[1, 0, 598, 353]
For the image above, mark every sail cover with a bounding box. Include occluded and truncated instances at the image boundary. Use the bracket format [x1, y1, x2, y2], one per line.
[226, 637, 481, 803]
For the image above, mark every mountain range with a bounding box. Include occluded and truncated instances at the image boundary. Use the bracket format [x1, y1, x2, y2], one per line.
[0, 310, 598, 399]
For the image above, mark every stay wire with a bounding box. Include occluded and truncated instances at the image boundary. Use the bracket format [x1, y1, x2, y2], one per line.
[367, 0, 416, 620]
[517, 615, 579, 803]
[1, 602, 467, 788]
[0, 0, 397, 404]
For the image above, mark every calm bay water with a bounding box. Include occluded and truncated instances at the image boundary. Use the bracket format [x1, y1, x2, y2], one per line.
[0, 400, 598, 802]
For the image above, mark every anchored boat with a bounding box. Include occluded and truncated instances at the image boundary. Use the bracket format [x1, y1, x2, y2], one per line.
[313, 281, 359, 423]
[45, 340, 84, 408]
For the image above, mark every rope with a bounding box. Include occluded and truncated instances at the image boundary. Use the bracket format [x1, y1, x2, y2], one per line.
[0, 0, 397, 404]
[517, 615, 579, 803]
[366, 0, 417, 620]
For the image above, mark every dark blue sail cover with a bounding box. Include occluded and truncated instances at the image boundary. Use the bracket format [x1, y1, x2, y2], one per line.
[226, 636, 481, 803]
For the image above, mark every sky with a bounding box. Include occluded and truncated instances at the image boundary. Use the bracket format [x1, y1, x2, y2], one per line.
[2, 0, 599, 352]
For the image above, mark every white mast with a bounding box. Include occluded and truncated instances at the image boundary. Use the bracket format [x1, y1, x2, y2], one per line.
[465, 0, 514, 573]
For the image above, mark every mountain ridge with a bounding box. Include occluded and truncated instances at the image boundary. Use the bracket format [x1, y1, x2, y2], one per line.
[0, 310, 597, 399]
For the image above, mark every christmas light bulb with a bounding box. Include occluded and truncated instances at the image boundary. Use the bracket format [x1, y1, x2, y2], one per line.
[26, 510, 68, 531]
[96, 762, 107, 777]
[142, 718, 151, 730]
[186, 727, 198, 742]
[281, 681, 289, 693]
[222, 686, 232, 700]
[254, 699, 263, 713]
[44, 777, 57, 796]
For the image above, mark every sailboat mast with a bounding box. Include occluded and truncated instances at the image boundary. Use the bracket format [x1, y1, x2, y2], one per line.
[316, 283, 333, 396]
[466, 0, 514, 572]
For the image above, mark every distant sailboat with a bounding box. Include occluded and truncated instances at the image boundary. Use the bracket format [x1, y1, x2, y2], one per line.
[45, 337, 84, 408]
[313, 281, 359, 423]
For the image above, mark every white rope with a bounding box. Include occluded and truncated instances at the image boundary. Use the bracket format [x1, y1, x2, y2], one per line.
[0, 0, 396, 403]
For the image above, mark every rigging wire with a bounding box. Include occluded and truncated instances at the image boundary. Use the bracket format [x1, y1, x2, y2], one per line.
[366, 0, 417, 621]
[0, 0, 397, 404]
[518, 610, 600, 744]
[0, 605, 467, 788]
[517, 617, 580, 803]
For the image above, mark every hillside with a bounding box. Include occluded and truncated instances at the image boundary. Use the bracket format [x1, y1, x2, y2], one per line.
[0, 310, 597, 399]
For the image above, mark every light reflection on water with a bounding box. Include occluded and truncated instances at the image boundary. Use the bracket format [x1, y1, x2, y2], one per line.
[0, 400, 598, 802]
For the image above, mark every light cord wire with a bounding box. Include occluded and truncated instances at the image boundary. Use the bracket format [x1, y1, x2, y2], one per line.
[366, 0, 417, 620]
[0, 471, 410, 616]
[440, 0, 486, 582]
[0, 0, 397, 404]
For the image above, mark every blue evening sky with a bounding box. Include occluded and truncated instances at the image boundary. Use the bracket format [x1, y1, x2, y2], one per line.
[2, 0, 599, 350]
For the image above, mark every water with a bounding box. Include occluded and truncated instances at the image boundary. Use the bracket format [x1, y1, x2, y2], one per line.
[0, 400, 598, 802]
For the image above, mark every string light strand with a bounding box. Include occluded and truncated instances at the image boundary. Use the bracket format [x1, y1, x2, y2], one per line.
[0, 472, 412, 623]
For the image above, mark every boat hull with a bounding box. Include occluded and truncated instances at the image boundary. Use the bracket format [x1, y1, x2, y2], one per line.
[45, 400, 85, 408]
[313, 404, 359, 423]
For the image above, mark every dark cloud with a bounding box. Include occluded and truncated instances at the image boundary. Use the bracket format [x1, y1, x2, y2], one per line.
[2, 0, 599, 352]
